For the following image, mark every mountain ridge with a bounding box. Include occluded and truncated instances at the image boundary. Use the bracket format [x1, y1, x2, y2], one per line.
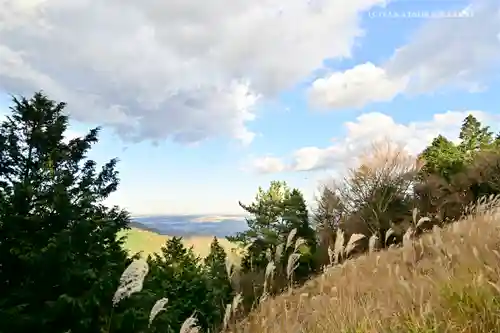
[128, 214, 248, 237]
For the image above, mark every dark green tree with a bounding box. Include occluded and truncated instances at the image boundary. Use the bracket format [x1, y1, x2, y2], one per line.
[0, 92, 130, 333]
[204, 237, 233, 329]
[119, 237, 222, 333]
[282, 189, 318, 279]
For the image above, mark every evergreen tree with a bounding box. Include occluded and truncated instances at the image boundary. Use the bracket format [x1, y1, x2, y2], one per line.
[131, 237, 221, 333]
[284, 189, 316, 251]
[458, 114, 493, 154]
[204, 237, 233, 329]
[229, 181, 318, 279]
[0, 92, 130, 333]
[283, 189, 318, 278]
[228, 181, 291, 272]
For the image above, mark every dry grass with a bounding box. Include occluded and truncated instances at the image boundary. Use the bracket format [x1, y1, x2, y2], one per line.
[231, 207, 500, 333]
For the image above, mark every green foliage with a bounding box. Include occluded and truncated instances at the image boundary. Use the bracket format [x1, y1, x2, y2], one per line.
[228, 181, 317, 279]
[458, 114, 494, 153]
[111, 237, 230, 333]
[283, 189, 319, 279]
[228, 181, 291, 271]
[417, 114, 500, 222]
[0, 92, 130, 333]
[419, 135, 464, 180]
[204, 237, 234, 328]
[420, 114, 495, 180]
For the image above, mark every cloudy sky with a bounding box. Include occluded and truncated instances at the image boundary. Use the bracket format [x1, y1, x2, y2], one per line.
[1, 0, 499, 216]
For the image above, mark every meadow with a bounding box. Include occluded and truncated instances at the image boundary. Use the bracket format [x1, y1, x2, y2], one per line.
[119, 227, 242, 262]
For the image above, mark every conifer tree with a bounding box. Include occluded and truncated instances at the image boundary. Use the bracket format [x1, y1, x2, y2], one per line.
[282, 189, 318, 279]
[228, 181, 291, 272]
[0, 92, 130, 333]
[229, 181, 317, 278]
[459, 114, 493, 153]
[204, 237, 233, 328]
[140, 237, 220, 333]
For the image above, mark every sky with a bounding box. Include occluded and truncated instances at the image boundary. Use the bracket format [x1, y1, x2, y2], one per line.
[0, 0, 500, 216]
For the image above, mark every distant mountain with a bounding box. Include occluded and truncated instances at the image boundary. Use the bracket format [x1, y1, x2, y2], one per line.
[128, 221, 163, 234]
[128, 214, 248, 237]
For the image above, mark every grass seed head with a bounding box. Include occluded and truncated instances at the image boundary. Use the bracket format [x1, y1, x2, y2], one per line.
[345, 233, 365, 257]
[148, 297, 168, 327]
[112, 258, 149, 306]
[286, 228, 298, 250]
[179, 314, 200, 333]
[287, 253, 301, 281]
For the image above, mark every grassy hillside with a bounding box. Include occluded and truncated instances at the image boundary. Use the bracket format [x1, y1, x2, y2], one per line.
[119, 227, 242, 263]
[231, 210, 500, 333]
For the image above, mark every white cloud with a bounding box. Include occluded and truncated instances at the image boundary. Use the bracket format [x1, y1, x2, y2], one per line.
[0, 0, 388, 145]
[291, 146, 344, 171]
[308, 62, 408, 109]
[254, 110, 500, 172]
[309, 0, 500, 109]
[252, 156, 286, 174]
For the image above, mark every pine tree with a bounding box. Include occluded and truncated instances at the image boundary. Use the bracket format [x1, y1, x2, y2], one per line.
[0, 92, 130, 333]
[228, 181, 291, 272]
[228, 181, 318, 279]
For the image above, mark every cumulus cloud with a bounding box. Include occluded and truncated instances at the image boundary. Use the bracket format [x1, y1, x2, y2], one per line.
[308, 62, 408, 109]
[253, 110, 500, 173]
[0, 0, 388, 144]
[309, 0, 500, 109]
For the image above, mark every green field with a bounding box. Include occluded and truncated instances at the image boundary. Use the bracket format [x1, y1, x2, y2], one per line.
[118, 227, 242, 263]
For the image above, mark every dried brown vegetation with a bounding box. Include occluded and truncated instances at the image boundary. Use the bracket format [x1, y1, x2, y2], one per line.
[226, 132, 500, 333]
[231, 198, 500, 333]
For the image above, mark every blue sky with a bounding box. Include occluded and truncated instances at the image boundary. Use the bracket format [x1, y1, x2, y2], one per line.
[0, 0, 499, 216]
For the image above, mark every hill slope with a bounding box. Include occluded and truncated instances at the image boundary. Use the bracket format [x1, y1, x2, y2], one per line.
[233, 211, 500, 333]
[119, 227, 241, 262]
